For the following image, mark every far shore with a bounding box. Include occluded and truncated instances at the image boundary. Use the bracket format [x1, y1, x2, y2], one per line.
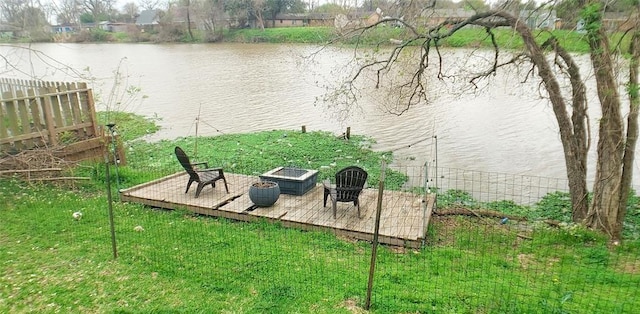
[3, 27, 596, 54]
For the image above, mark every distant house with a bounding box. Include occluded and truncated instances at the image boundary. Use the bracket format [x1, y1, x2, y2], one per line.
[0, 23, 21, 37]
[265, 14, 308, 28]
[98, 21, 129, 32]
[421, 9, 557, 30]
[136, 9, 161, 31]
[602, 12, 638, 32]
[259, 8, 558, 30]
[260, 13, 333, 28]
[166, 6, 198, 29]
[307, 13, 334, 27]
[51, 23, 78, 33]
[519, 9, 557, 30]
[358, 8, 383, 26]
[333, 9, 385, 31]
[422, 9, 475, 26]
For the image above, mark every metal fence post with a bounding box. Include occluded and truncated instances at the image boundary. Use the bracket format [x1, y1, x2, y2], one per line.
[365, 160, 386, 309]
[105, 139, 118, 259]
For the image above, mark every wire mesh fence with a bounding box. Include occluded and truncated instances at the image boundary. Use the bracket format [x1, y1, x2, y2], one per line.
[4, 153, 639, 312]
[88, 158, 640, 313]
[423, 164, 571, 205]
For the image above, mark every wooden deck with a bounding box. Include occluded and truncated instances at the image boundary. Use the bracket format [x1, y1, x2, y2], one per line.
[120, 172, 434, 248]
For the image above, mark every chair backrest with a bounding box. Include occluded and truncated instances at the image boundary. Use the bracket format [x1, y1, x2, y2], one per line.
[175, 146, 199, 181]
[334, 166, 368, 202]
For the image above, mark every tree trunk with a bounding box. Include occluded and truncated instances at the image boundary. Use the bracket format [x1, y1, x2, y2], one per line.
[186, 1, 194, 40]
[542, 38, 591, 221]
[255, 10, 265, 31]
[584, 16, 625, 239]
[498, 12, 591, 223]
[617, 31, 640, 241]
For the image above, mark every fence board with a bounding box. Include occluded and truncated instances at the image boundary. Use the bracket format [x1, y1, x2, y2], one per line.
[42, 88, 58, 146]
[58, 84, 73, 126]
[0, 98, 6, 140]
[81, 83, 98, 138]
[26, 89, 46, 148]
[15, 91, 35, 149]
[2, 92, 20, 149]
[46, 87, 64, 130]
[69, 84, 83, 125]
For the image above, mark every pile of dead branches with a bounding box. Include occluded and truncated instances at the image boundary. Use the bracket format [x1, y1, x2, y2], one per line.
[0, 148, 89, 182]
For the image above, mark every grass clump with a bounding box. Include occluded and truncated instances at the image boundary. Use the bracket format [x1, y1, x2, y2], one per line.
[96, 111, 161, 142]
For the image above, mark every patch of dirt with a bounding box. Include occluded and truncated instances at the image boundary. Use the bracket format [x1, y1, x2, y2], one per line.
[517, 253, 535, 270]
[426, 215, 533, 248]
[336, 234, 359, 244]
[616, 257, 640, 274]
[340, 299, 368, 314]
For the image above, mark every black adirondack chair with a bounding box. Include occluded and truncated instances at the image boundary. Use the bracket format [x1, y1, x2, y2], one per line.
[174, 146, 229, 198]
[323, 166, 368, 218]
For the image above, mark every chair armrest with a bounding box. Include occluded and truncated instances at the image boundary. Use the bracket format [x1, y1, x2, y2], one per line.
[200, 167, 224, 174]
[190, 161, 209, 169]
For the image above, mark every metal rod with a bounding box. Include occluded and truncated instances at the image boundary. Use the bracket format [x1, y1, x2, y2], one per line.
[365, 160, 386, 309]
[434, 135, 438, 212]
[105, 152, 118, 259]
[195, 104, 201, 157]
[423, 161, 430, 247]
[106, 123, 120, 198]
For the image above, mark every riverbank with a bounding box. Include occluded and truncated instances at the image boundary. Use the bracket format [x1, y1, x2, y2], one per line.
[221, 26, 593, 53]
[2, 26, 598, 53]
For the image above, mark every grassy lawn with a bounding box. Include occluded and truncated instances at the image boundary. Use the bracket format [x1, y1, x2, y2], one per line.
[223, 27, 599, 54]
[2, 182, 639, 313]
[1, 112, 639, 313]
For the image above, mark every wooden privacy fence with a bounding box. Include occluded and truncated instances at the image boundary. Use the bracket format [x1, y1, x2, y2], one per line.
[0, 78, 99, 154]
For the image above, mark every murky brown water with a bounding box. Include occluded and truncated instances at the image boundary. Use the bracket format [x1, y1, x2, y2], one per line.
[2, 43, 636, 185]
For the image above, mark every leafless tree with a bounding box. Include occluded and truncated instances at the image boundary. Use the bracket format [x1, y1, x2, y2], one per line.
[0, 0, 49, 39]
[197, 0, 226, 41]
[139, 0, 161, 10]
[121, 2, 139, 23]
[52, 0, 81, 24]
[0, 0, 27, 25]
[325, 1, 640, 241]
[81, 0, 115, 20]
[252, 0, 267, 30]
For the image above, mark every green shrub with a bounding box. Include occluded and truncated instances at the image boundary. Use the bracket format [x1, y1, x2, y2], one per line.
[534, 191, 573, 222]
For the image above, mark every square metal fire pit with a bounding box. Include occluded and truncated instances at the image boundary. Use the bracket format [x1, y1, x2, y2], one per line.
[259, 167, 319, 196]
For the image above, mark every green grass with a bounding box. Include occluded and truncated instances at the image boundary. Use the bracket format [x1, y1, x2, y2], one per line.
[224, 27, 602, 54]
[2, 112, 640, 312]
[225, 27, 337, 44]
[96, 111, 161, 142]
[2, 179, 639, 312]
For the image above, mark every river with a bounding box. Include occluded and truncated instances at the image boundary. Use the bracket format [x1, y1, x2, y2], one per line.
[1, 43, 636, 186]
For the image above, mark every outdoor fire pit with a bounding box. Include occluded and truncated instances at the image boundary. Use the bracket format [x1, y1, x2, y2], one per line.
[259, 167, 319, 196]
